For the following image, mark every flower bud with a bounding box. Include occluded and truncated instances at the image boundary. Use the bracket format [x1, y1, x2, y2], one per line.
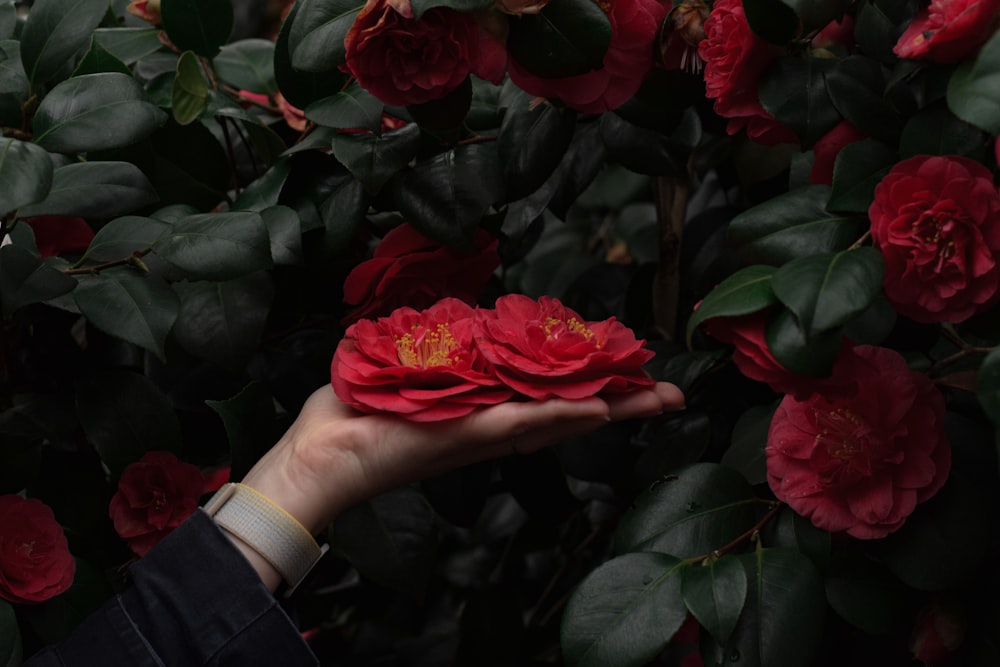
[127, 0, 161, 24]
[659, 0, 710, 72]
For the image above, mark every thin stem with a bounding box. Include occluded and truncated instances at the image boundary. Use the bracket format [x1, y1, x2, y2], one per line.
[227, 116, 261, 181]
[848, 229, 871, 251]
[683, 501, 784, 565]
[455, 134, 497, 146]
[63, 249, 150, 275]
[219, 117, 242, 197]
[928, 346, 994, 377]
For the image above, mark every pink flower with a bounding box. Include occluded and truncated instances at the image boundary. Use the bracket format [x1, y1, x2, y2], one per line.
[24, 216, 94, 258]
[766, 345, 950, 540]
[869, 155, 1000, 323]
[894, 0, 1000, 63]
[809, 120, 866, 186]
[0, 496, 75, 605]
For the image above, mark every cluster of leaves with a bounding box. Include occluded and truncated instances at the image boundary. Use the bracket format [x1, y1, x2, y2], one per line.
[1, 0, 999, 665]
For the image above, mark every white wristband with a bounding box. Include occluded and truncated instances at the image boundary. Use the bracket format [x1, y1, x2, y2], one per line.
[204, 483, 329, 597]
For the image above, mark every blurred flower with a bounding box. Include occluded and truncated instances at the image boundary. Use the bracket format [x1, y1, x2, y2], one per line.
[700, 308, 855, 400]
[869, 154, 1000, 323]
[475, 294, 655, 399]
[343, 0, 506, 106]
[497, 0, 550, 15]
[894, 0, 1000, 63]
[342, 223, 500, 325]
[331, 298, 513, 420]
[202, 466, 231, 495]
[23, 216, 94, 258]
[766, 345, 950, 540]
[109, 452, 205, 557]
[508, 0, 670, 113]
[698, 0, 797, 145]
[910, 600, 966, 665]
[126, 0, 161, 24]
[0, 495, 75, 605]
[660, 0, 710, 72]
[238, 90, 307, 132]
[809, 120, 866, 185]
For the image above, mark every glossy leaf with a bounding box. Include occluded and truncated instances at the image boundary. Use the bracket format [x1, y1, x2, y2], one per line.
[75, 369, 182, 475]
[0, 244, 77, 318]
[152, 212, 272, 281]
[900, 102, 989, 159]
[827, 139, 897, 213]
[561, 552, 688, 667]
[17, 162, 159, 219]
[260, 205, 302, 265]
[160, 0, 234, 58]
[722, 403, 778, 487]
[0, 600, 21, 667]
[767, 508, 831, 570]
[332, 486, 439, 599]
[758, 57, 840, 147]
[289, 0, 363, 72]
[686, 265, 777, 346]
[72, 36, 131, 76]
[977, 347, 1000, 425]
[206, 381, 277, 481]
[318, 174, 367, 254]
[33, 73, 167, 153]
[728, 185, 866, 265]
[507, 0, 612, 79]
[0, 40, 27, 96]
[92, 27, 163, 65]
[600, 109, 701, 177]
[741, 0, 800, 44]
[682, 556, 747, 646]
[331, 122, 421, 193]
[411, 0, 493, 17]
[0, 137, 53, 217]
[0, 1, 13, 41]
[771, 248, 884, 335]
[233, 159, 291, 212]
[765, 307, 843, 377]
[19, 0, 107, 86]
[274, 0, 346, 109]
[824, 56, 901, 142]
[615, 463, 759, 558]
[305, 81, 383, 131]
[213, 39, 276, 95]
[947, 30, 1000, 135]
[172, 51, 208, 125]
[72, 268, 179, 358]
[77, 215, 170, 264]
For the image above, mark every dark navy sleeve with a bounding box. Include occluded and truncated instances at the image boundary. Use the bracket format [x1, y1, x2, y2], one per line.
[23, 510, 319, 667]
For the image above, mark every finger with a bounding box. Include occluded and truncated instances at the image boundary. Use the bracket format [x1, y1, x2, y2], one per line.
[603, 382, 685, 421]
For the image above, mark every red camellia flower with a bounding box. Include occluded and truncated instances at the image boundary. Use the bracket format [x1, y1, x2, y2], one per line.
[342, 223, 500, 324]
[909, 600, 967, 666]
[869, 154, 1000, 323]
[109, 451, 206, 557]
[0, 495, 75, 605]
[698, 0, 797, 145]
[894, 0, 1000, 63]
[331, 298, 514, 420]
[24, 216, 94, 258]
[508, 0, 670, 113]
[474, 294, 655, 399]
[700, 308, 855, 400]
[766, 345, 950, 540]
[809, 120, 866, 186]
[343, 0, 506, 107]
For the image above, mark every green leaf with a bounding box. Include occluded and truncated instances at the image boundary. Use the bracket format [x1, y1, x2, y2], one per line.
[686, 265, 777, 346]
[152, 212, 272, 280]
[72, 35, 131, 76]
[92, 27, 163, 65]
[682, 556, 747, 646]
[274, 0, 346, 109]
[172, 50, 208, 125]
[160, 0, 234, 58]
[599, 108, 701, 178]
[260, 205, 302, 265]
[318, 174, 367, 254]
[305, 81, 383, 131]
[77, 215, 170, 264]
[771, 248, 884, 335]
[289, 0, 363, 73]
[72, 269, 179, 358]
[0, 244, 77, 318]
[332, 487, 439, 600]
[900, 101, 989, 159]
[716, 549, 825, 667]
[824, 56, 901, 142]
[18, 0, 108, 86]
[0, 137, 53, 217]
[947, 30, 1000, 135]
[410, 0, 493, 18]
[507, 0, 612, 79]
[853, 0, 902, 63]
[727, 185, 866, 265]
[722, 403, 778, 487]
[741, 0, 800, 44]
[758, 57, 840, 148]
[615, 463, 759, 558]
[233, 159, 291, 211]
[0, 600, 22, 667]
[978, 347, 1000, 425]
[824, 552, 908, 635]
[75, 369, 182, 475]
[392, 143, 499, 248]
[0, 40, 28, 96]
[33, 73, 168, 153]
[172, 272, 274, 369]
[17, 161, 159, 219]
[331, 122, 422, 194]
[213, 39, 276, 95]
[765, 307, 843, 376]
[0, 2, 14, 42]
[561, 552, 689, 667]
[768, 508, 831, 570]
[205, 381, 277, 481]
[827, 139, 897, 213]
